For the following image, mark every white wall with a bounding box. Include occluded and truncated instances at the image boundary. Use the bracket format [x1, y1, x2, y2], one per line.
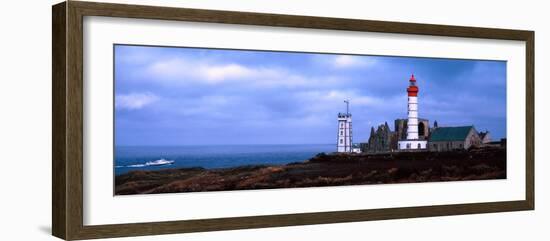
[0, 0, 548, 240]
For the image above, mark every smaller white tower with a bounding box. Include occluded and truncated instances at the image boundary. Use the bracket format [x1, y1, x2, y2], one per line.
[337, 100, 353, 153]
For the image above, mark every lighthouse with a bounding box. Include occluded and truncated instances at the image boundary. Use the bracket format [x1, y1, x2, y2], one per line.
[398, 74, 427, 150]
[337, 100, 353, 153]
[407, 74, 419, 140]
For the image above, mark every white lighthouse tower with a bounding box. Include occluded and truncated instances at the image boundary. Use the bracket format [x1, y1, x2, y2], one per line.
[337, 100, 353, 153]
[398, 74, 427, 150]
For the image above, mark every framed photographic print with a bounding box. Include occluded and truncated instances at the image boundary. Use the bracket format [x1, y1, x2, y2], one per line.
[52, 1, 534, 240]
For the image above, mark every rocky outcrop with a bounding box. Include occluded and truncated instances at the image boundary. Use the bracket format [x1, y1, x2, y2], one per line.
[365, 122, 395, 153]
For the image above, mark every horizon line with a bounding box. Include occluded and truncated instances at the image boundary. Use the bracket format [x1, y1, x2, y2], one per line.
[115, 143, 338, 147]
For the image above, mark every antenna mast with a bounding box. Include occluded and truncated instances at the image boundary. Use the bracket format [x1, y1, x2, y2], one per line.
[344, 99, 349, 115]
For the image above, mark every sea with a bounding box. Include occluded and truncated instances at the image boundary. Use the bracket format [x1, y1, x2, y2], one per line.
[114, 144, 334, 176]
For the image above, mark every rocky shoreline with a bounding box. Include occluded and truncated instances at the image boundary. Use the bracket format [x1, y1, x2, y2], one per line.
[115, 147, 506, 195]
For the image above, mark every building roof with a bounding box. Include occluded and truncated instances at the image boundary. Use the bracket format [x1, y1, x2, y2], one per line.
[429, 126, 474, 142]
[479, 131, 490, 140]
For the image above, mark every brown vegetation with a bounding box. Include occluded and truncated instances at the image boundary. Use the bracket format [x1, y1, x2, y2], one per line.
[115, 147, 506, 195]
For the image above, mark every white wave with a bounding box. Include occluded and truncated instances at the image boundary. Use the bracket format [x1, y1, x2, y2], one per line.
[116, 158, 175, 168]
[126, 163, 147, 168]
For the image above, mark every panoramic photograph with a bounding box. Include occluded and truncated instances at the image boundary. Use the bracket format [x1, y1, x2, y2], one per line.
[113, 44, 507, 195]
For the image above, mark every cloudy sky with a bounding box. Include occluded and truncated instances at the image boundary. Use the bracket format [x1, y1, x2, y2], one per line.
[114, 45, 506, 146]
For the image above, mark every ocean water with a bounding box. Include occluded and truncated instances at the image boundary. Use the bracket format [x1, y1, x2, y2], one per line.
[114, 144, 334, 176]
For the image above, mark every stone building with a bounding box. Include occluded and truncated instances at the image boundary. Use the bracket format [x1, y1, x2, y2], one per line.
[428, 126, 482, 152]
[394, 118, 430, 140]
[363, 118, 432, 153]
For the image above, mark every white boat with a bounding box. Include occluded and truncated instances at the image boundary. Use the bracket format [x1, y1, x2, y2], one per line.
[145, 159, 175, 166]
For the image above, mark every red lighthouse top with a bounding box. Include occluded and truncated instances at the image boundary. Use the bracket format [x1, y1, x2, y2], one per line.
[407, 74, 418, 97]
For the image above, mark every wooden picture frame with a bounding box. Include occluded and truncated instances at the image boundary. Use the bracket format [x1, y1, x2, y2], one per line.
[52, 1, 534, 240]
